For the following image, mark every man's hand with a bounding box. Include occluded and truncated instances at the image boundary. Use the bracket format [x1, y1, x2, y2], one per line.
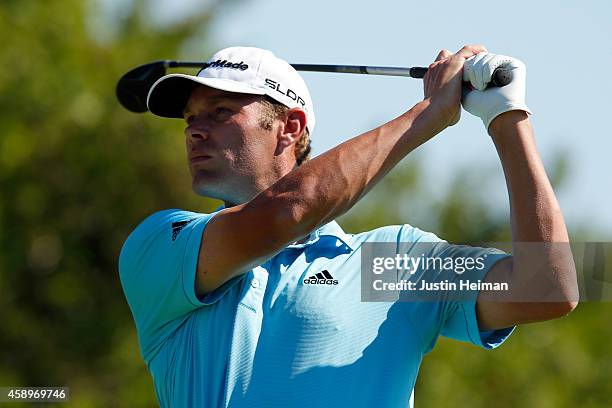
[423, 44, 487, 128]
[461, 52, 532, 132]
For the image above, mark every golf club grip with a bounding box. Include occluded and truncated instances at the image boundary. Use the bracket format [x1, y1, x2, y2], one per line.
[411, 66, 513, 87]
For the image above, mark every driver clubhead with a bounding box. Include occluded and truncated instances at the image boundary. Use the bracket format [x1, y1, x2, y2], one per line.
[115, 61, 167, 113]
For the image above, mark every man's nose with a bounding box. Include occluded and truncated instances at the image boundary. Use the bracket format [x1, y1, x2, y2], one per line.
[185, 119, 211, 142]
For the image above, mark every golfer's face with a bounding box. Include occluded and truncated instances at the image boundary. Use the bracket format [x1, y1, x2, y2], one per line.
[183, 86, 273, 200]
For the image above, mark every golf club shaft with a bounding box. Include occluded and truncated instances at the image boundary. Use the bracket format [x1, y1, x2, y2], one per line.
[164, 61, 428, 78]
[291, 64, 428, 78]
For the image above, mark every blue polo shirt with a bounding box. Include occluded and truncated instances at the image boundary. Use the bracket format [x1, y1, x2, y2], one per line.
[119, 209, 514, 408]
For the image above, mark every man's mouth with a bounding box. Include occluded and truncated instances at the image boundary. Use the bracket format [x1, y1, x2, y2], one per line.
[189, 155, 212, 164]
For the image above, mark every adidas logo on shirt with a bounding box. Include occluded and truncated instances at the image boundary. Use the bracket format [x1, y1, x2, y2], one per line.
[171, 219, 195, 241]
[303, 270, 338, 285]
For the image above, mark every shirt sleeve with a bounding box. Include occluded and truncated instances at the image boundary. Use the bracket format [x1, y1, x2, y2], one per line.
[118, 208, 225, 361]
[397, 224, 515, 351]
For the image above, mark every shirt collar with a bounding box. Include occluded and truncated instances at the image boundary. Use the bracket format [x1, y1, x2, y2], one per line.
[213, 204, 354, 252]
[286, 220, 355, 252]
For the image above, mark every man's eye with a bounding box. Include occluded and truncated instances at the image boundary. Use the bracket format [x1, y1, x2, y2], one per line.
[214, 107, 232, 117]
[185, 115, 195, 124]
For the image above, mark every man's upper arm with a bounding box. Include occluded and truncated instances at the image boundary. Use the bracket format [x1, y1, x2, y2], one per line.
[196, 199, 302, 297]
[476, 257, 519, 331]
[476, 256, 574, 330]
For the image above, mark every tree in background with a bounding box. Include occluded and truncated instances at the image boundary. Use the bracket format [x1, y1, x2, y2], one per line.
[0, 1, 225, 405]
[0, 1, 609, 407]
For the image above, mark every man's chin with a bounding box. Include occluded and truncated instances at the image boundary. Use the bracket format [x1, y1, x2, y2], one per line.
[192, 182, 214, 198]
[192, 179, 223, 200]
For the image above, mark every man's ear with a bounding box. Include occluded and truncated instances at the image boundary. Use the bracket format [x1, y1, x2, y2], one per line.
[275, 108, 307, 155]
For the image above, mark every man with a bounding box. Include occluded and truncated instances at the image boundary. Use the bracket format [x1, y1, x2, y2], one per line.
[119, 45, 578, 407]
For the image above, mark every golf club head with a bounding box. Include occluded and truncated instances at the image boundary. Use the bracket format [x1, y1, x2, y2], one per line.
[116, 61, 168, 113]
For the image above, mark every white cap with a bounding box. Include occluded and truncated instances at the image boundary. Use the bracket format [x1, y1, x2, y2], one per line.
[147, 46, 315, 133]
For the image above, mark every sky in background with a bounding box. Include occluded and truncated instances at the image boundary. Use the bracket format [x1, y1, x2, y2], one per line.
[105, 0, 612, 238]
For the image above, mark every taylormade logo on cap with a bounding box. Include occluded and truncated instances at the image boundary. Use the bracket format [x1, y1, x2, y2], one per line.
[147, 46, 316, 134]
[200, 60, 249, 71]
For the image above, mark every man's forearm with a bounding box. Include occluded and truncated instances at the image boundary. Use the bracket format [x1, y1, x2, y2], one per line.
[489, 111, 568, 242]
[489, 110, 578, 305]
[258, 99, 444, 237]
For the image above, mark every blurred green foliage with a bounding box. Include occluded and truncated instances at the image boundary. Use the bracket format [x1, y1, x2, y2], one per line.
[0, 1, 609, 407]
[0, 1, 223, 406]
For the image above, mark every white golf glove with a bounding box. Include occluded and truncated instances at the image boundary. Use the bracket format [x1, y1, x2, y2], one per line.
[462, 52, 532, 131]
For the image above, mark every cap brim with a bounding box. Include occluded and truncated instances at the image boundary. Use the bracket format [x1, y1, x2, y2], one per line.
[146, 74, 266, 118]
